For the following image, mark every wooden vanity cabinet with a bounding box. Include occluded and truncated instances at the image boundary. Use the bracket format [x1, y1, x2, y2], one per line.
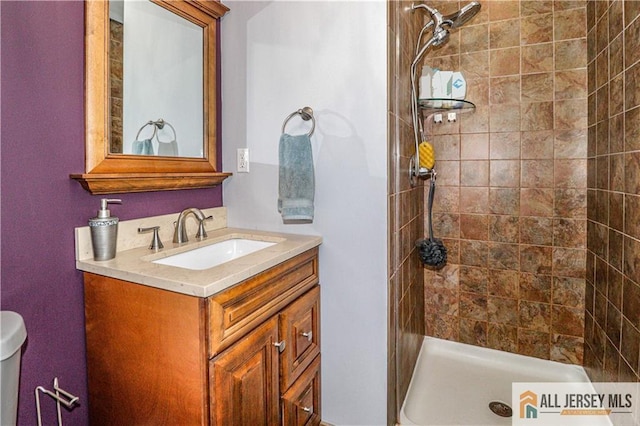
[84, 248, 320, 425]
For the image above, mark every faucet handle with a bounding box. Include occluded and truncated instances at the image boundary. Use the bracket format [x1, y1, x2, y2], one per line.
[196, 216, 213, 240]
[138, 226, 164, 250]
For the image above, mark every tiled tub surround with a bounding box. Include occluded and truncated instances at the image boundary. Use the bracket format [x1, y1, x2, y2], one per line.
[584, 1, 640, 383]
[421, 0, 588, 363]
[75, 207, 322, 297]
[388, 1, 427, 423]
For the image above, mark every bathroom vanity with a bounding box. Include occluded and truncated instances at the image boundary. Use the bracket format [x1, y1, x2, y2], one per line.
[75, 209, 322, 425]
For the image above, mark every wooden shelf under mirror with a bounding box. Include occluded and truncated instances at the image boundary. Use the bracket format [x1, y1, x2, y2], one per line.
[71, 0, 231, 194]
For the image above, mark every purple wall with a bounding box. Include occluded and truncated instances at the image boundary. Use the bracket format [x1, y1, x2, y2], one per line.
[1, 2, 223, 424]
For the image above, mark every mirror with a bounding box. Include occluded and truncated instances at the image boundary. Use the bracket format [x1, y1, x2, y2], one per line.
[109, 0, 203, 158]
[71, 0, 230, 194]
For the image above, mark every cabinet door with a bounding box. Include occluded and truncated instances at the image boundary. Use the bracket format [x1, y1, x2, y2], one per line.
[210, 316, 280, 426]
[281, 355, 321, 426]
[279, 286, 320, 390]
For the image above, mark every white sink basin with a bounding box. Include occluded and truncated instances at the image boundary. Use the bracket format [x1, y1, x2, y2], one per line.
[153, 238, 276, 270]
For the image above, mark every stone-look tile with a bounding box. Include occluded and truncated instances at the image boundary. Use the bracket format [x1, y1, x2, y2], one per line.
[518, 329, 550, 359]
[488, 243, 519, 270]
[433, 213, 460, 238]
[490, 132, 521, 159]
[555, 38, 588, 70]
[609, 113, 624, 154]
[428, 264, 459, 290]
[521, 159, 554, 188]
[520, 217, 553, 246]
[606, 302, 622, 348]
[626, 152, 640, 194]
[551, 334, 584, 364]
[488, 1, 519, 21]
[460, 187, 489, 214]
[425, 313, 459, 341]
[490, 19, 520, 49]
[490, 160, 520, 187]
[555, 70, 587, 100]
[609, 74, 624, 117]
[425, 286, 459, 316]
[435, 161, 460, 187]
[489, 188, 520, 215]
[603, 340, 621, 382]
[552, 305, 585, 337]
[625, 195, 640, 240]
[520, 188, 554, 217]
[520, 273, 552, 303]
[460, 240, 488, 267]
[625, 107, 640, 152]
[520, 300, 551, 332]
[521, 1, 553, 16]
[521, 14, 553, 45]
[460, 51, 490, 79]
[488, 323, 517, 352]
[554, 8, 586, 40]
[488, 269, 519, 298]
[625, 13, 640, 69]
[624, 237, 640, 286]
[489, 215, 519, 243]
[553, 247, 586, 278]
[520, 245, 553, 275]
[522, 43, 554, 74]
[432, 134, 461, 160]
[488, 297, 518, 326]
[460, 293, 488, 322]
[555, 99, 588, 130]
[522, 73, 554, 102]
[521, 102, 554, 131]
[490, 103, 521, 131]
[522, 130, 554, 159]
[460, 214, 488, 240]
[461, 133, 489, 160]
[460, 24, 489, 53]
[433, 186, 459, 214]
[459, 318, 487, 347]
[490, 47, 520, 77]
[490, 76, 520, 104]
[460, 161, 489, 187]
[555, 129, 587, 159]
[621, 318, 640, 375]
[553, 276, 586, 309]
[609, 33, 624, 79]
[553, 218, 586, 248]
[555, 159, 587, 188]
[625, 62, 640, 111]
[460, 105, 490, 133]
[460, 266, 487, 294]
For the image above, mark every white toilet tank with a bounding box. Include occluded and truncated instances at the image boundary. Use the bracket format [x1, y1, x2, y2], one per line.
[1, 311, 27, 426]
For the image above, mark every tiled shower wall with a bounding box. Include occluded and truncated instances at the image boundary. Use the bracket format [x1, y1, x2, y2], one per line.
[584, 0, 640, 382]
[388, 1, 426, 424]
[422, 0, 589, 363]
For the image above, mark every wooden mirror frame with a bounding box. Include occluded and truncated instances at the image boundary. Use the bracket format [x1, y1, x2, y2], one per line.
[71, 0, 230, 194]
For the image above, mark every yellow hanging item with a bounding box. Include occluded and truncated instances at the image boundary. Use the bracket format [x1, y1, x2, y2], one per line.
[418, 141, 435, 170]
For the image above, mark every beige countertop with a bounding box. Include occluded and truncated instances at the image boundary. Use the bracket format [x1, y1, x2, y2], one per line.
[75, 208, 322, 297]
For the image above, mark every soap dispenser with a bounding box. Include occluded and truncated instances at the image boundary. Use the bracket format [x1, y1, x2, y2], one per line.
[89, 199, 122, 261]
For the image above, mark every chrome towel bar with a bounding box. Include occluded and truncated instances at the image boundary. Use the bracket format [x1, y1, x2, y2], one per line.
[282, 106, 315, 136]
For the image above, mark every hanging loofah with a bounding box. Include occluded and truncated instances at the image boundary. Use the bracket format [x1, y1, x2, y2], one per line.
[418, 141, 435, 170]
[417, 177, 447, 269]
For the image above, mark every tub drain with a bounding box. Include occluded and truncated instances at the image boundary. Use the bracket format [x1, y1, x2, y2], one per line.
[489, 401, 512, 418]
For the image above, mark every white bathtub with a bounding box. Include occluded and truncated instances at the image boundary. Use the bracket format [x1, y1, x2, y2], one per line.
[399, 336, 591, 426]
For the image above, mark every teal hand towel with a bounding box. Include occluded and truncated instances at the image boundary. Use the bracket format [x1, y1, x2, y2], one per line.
[278, 133, 315, 223]
[132, 139, 154, 155]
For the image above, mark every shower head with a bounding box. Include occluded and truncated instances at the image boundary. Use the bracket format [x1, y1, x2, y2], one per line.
[412, 1, 481, 41]
[445, 1, 481, 29]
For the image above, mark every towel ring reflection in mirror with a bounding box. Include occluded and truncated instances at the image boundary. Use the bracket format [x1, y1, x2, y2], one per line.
[282, 107, 315, 136]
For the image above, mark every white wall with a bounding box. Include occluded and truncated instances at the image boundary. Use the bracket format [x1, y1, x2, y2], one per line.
[221, 1, 388, 424]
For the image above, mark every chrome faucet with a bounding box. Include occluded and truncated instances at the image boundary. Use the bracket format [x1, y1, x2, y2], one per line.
[173, 208, 207, 244]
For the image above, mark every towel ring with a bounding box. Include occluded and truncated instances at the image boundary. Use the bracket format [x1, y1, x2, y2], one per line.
[282, 107, 315, 136]
[154, 119, 177, 143]
[135, 118, 177, 142]
[135, 121, 158, 141]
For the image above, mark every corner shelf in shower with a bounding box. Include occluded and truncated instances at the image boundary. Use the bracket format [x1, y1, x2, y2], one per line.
[418, 98, 476, 113]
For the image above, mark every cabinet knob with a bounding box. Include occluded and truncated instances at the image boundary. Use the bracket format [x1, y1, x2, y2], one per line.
[273, 340, 286, 353]
[301, 331, 313, 342]
[302, 406, 313, 414]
